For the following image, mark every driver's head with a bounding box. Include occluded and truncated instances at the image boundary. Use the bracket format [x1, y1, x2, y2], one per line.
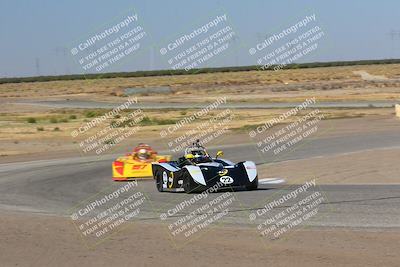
[137, 148, 150, 160]
[191, 150, 210, 163]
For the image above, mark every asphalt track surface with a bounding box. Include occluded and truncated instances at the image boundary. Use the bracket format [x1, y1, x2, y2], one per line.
[1, 128, 400, 229]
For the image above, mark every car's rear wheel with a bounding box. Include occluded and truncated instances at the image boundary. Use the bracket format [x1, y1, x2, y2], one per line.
[246, 176, 258, 191]
[155, 172, 164, 192]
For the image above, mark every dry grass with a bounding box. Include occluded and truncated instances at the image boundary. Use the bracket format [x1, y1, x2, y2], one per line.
[1, 64, 400, 103]
[0, 107, 393, 156]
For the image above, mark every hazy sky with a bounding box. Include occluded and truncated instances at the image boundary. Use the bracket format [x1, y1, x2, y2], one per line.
[1, 0, 399, 77]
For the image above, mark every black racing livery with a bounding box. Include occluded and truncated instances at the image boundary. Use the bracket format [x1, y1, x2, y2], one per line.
[152, 140, 258, 193]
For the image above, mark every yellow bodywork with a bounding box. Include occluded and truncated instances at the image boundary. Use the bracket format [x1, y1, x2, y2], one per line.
[112, 154, 171, 181]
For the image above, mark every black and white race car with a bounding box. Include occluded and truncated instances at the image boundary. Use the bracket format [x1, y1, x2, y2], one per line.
[152, 140, 258, 193]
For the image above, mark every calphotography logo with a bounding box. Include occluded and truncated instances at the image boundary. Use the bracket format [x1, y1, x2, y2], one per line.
[68, 181, 148, 247]
[159, 13, 236, 72]
[249, 13, 325, 71]
[69, 9, 149, 75]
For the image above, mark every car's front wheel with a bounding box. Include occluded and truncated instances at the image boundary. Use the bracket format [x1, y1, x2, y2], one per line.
[246, 176, 258, 191]
[183, 175, 196, 193]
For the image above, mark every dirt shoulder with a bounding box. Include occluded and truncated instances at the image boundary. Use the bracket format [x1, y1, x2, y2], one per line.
[0, 211, 398, 267]
[1, 115, 399, 162]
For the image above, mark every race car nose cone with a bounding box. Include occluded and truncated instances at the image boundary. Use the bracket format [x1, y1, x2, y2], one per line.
[113, 161, 124, 175]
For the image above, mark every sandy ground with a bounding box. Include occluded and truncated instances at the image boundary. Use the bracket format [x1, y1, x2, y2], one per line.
[0, 211, 399, 267]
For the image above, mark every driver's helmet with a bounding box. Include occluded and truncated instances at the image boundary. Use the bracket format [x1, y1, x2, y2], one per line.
[133, 144, 154, 161]
[137, 148, 150, 160]
[189, 149, 211, 164]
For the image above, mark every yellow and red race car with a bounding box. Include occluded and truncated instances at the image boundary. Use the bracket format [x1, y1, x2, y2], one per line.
[112, 144, 171, 181]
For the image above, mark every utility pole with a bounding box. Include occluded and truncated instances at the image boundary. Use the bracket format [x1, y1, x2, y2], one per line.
[388, 30, 400, 59]
[230, 34, 239, 67]
[35, 58, 40, 76]
[149, 45, 155, 70]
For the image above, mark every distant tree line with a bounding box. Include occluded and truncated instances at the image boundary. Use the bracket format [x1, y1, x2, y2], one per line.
[1, 59, 399, 84]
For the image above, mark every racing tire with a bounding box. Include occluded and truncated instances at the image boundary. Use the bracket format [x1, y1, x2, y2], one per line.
[155, 172, 164, 192]
[183, 175, 196, 194]
[246, 176, 258, 191]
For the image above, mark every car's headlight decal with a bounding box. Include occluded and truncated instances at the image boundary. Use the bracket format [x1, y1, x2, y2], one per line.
[243, 161, 257, 182]
[184, 165, 206, 185]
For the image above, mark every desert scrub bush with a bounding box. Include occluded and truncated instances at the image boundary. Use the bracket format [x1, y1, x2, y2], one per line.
[27, 117, 37, 123]
[104, 139, 116, 145]
[153, 118, 177, 125]
[110, 120, 119, 128]
[139, 117, 152, 126]
[85, 111, 96, 118]
[138, 117, 177, 126]
[84, 110, 104, 118]
[50, 118, 58, 123]
[111, 118, 140, 128]
[69, 115, 77, 119]
[36, 127, 44, 131]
